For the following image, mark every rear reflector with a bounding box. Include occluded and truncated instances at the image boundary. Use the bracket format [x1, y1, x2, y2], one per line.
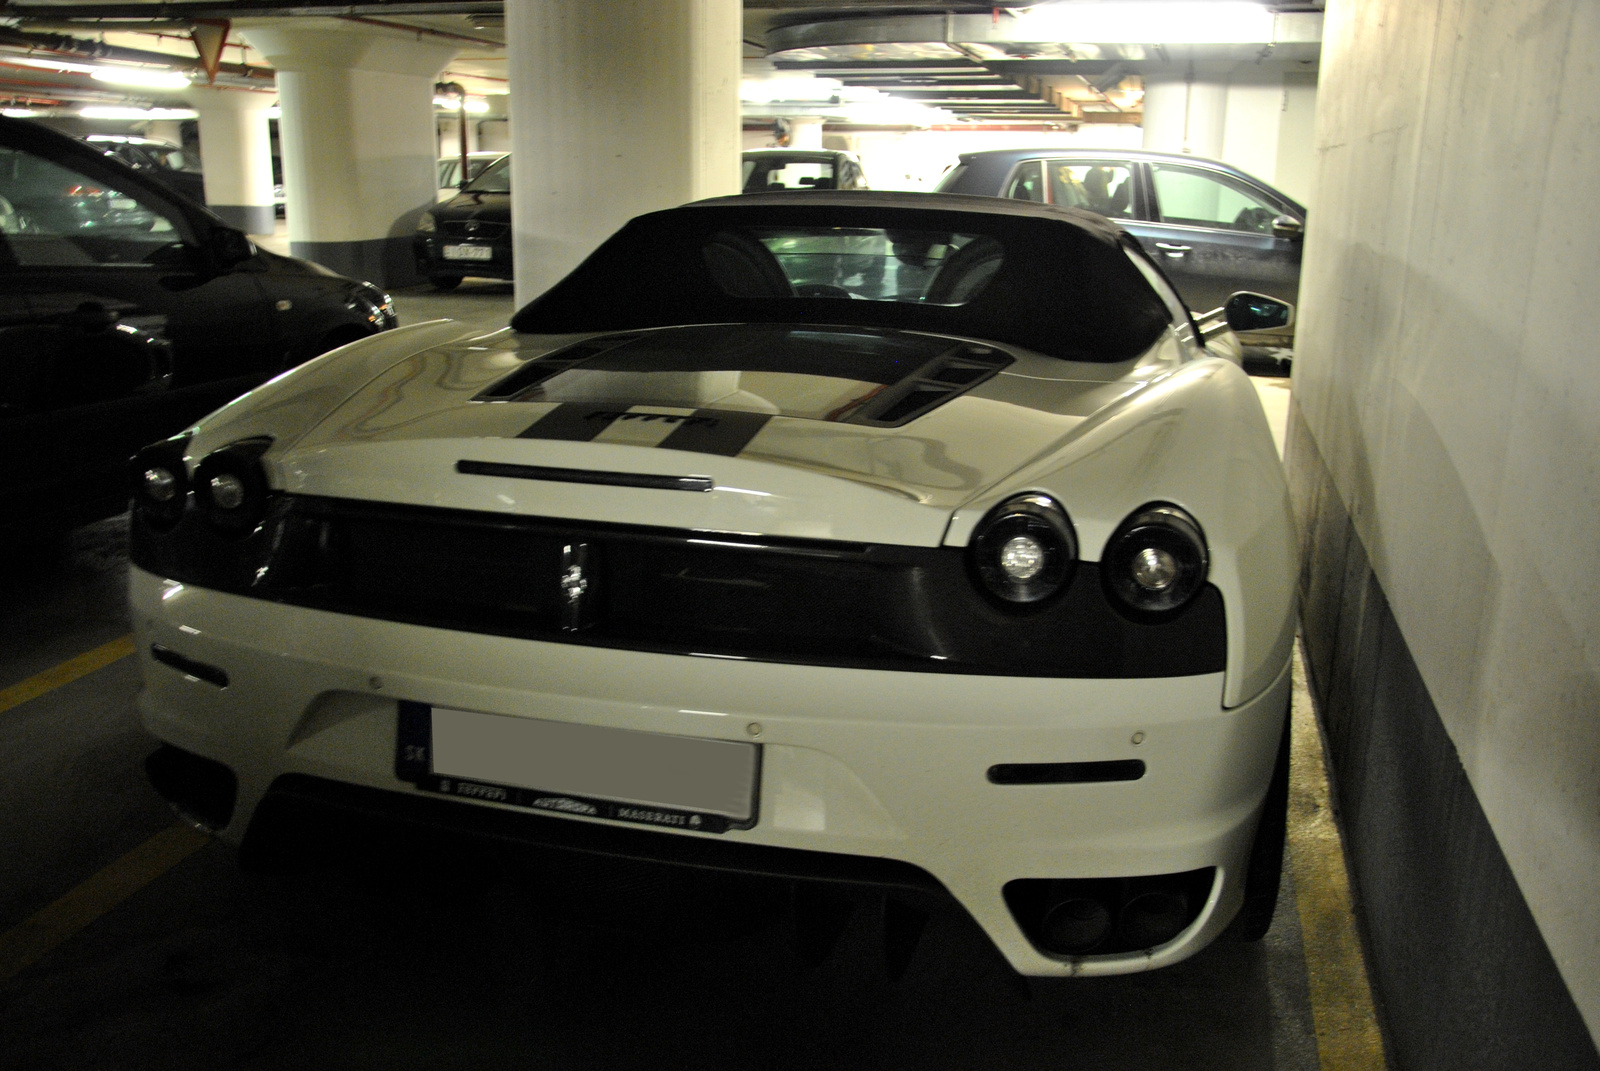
[987, 760, 1145, 784]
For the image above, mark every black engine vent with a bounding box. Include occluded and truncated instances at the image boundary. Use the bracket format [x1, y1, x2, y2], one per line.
[848, 346, 1011, 427]
[475, 333, 643, 401]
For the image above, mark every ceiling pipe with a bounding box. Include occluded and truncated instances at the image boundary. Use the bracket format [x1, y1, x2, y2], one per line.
[0, 25, 273, 81]
[1, 1, 503, 19]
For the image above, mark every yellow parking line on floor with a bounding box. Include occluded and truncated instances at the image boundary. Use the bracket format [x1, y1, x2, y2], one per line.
[0, 635, 136, 717]
[1287, 645, 1390, 1070]
[0, 824, 210, 984]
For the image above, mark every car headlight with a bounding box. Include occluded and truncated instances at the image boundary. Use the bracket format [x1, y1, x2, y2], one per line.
[969, 493, 1078, 605]
[1100, 504, 1209, 616]
[130, 437, 191, 532]
[349, 282, 397, 326]
[417, 211, 436, 234]
[193, 438, 273, 537]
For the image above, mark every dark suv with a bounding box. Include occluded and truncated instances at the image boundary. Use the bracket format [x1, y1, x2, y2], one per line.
[936, 149, 1304, 343]
[1, 117, 397, 531]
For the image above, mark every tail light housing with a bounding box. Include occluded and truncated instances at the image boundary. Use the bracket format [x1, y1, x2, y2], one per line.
[969, 493, 1078, 605]
[130, 437, 191, 532]
[1100, 504, 1208, 617]
[193, 438, 273, 538]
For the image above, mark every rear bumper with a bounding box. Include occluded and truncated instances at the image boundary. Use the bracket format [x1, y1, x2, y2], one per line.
[132, 565, 1290, 976]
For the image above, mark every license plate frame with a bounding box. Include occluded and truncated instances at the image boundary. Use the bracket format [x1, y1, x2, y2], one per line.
[442, 244, 494, 261]
[395, 701, 761, 833]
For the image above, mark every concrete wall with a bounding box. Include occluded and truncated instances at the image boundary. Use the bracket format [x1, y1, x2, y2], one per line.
[1290, 0, 1600, 1065]
[1273, 71, 1318, 207]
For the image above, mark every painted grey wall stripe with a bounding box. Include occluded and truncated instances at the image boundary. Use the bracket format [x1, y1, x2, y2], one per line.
[1287, 399, 1599, 1071]
[209, 204, 277, 237]
[289, 237, 420, 288]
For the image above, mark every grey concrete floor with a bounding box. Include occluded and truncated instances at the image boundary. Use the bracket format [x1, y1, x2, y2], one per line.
[0, 290, 1320, 1070]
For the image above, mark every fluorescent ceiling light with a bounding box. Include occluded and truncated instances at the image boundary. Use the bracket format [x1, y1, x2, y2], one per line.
[4, 55, 100, 76]
[2, 108, 41, 118]
[433, 95, 490, 113]
[741, 75, 841, 104]
[90, 66, 192, 90]
[1017, 1, 1277, 44]
[80, 106, 199, 120]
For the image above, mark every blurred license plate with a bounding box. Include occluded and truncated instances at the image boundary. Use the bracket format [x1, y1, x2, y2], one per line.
[396, 702, 760, 833]
[443, 244, 493, 261]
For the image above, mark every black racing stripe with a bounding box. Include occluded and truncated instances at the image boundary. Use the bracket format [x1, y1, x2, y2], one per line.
[657, 409, 772, 457]
[518, 403, 616, 441]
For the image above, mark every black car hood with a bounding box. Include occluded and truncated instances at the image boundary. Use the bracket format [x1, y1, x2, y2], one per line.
[434, 191, 510, 224]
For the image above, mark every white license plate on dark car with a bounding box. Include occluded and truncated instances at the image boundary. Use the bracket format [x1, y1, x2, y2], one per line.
[395, 702, 760, 833]
[442, 244, 493, 261]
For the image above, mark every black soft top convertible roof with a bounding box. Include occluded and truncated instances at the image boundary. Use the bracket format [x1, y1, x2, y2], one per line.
[510, 192, 1173, 363]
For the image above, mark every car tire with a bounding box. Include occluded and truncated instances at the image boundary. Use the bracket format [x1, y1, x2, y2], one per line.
[1228, 700, 1291, 941]
[430, 274, 463, 291]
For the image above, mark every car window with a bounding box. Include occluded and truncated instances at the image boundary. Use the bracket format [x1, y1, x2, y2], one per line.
[745, 159, 838, 192]
[1003, 161, 1045, 202]
[1150, 164, 1283, 233]
[143, 145, 201, 173]
[705, 227, 1002, 305]
[465, 156, 500, 182]
[1047, 161, 1133, 219]
[0, 147, 188, 268]
[438, 159, 458, 187]
[464, 156, 511, 194]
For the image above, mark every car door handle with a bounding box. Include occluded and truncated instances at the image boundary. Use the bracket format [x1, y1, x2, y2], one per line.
[1155, 242, 1191, 258]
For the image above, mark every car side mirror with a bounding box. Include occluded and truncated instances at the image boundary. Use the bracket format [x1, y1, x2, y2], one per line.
[1224, 291, 1294, 333]
[205, 226, 256, 271]
[1270, 215, 1304, 241]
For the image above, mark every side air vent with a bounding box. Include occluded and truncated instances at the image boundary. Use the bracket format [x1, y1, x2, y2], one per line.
[848, 345, 1011, 428]
[475, 333, 642, 401]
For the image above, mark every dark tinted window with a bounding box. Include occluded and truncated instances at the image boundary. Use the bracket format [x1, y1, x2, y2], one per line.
[0, 147, 188, 267]
[1004, 161, 1045, 203]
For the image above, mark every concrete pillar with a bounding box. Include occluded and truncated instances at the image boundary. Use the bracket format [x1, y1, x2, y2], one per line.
[189, 87, 277, 235]
[1141, 65, 1230, 158]
[237, 19, 458, 286]
[143, 119, 185, 147]
[789, 116, 825, 149]
[505, 0, 742, 305]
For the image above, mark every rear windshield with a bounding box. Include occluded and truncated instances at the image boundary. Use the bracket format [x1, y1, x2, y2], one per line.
[743, 156, 837, 192]
[706, 227, 1001, 305]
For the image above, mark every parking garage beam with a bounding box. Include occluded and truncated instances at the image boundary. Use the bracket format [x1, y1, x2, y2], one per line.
[236, 18, 458, 286]
[504, 0, 742, 305]
[188, 86, 277, 237]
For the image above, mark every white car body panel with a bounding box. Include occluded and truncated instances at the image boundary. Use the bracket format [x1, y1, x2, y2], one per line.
[131, 196, 1299, 976]
[133, 567, 1290, 977]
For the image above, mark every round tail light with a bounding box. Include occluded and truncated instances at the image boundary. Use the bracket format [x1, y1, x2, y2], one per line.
[969, 494, 1078, 605]
[129, 439, 191, 531]
[193, 438, 273, 537]
[1100, 504, 1208, 617]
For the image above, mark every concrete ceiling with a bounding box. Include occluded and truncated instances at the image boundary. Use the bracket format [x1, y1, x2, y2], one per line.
[0, 1, 1321, 125]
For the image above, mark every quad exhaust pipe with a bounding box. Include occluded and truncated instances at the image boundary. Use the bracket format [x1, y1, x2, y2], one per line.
[1005, 868, 1215, 956]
